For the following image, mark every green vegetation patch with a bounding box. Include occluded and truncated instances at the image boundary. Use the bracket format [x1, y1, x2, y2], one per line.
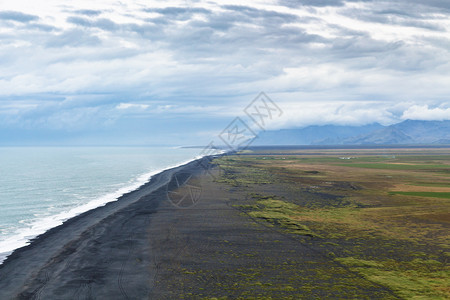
[214, 153, 450, 299]
[390, 191, 450, 199]
[337, 257, 450, 299]
[336, 163, 449, 170]
[409, 182, 450, 188]
[243, 195, 320, 238]
[214, 158, 274, 186]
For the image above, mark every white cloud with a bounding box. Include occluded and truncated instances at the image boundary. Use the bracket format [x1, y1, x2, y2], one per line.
[402, 105, 450, 121]
[256, 101, 400, 130]
[116, 103, 149, 110]
[1, 0, 450, 144]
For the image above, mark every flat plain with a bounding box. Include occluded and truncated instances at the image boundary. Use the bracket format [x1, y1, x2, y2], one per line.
[210, 147, 449, 299]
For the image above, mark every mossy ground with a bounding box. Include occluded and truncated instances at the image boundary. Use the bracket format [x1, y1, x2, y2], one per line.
[211, 148, 450, 299]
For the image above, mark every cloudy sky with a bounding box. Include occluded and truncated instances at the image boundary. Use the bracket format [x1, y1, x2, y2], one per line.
[0, 0, 449, 145]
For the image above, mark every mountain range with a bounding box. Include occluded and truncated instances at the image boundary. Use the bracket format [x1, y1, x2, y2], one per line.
[254, 120, 450, 145]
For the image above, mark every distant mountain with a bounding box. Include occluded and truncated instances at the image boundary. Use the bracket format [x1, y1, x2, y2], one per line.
[344, 126, 414, 145]
[394, 120, 450, 144]
[255, 120, 450, 145]
[348, 120, 450, 145]
[254, 123, 383, 145]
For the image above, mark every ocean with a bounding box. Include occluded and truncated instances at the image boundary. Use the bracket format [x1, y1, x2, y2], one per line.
[0, 146, 201, 264]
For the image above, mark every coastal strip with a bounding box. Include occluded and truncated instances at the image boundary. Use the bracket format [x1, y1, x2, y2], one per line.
[2, 147, 445, 298]
[0, 157, 209, 299]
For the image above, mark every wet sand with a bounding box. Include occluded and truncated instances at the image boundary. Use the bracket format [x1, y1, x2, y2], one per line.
[0, 156, 396, 299]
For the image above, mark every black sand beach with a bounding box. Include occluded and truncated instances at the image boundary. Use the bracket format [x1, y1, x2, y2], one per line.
[0, 158, 205, 299]
[0, 154, 416, 299]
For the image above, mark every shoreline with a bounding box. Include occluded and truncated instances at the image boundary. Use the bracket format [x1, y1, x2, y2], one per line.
[0, 156, 209, 298]
[1, 148, 444, 298]
[0, 154, 205, 266]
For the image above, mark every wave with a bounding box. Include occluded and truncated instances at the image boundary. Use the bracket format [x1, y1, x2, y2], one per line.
[0, 154, 206, 265]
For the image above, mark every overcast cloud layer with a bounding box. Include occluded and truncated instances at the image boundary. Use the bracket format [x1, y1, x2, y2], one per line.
[0, 0, 449, 145]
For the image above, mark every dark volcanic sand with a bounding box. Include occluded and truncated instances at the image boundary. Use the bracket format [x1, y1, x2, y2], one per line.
[0, 158, 396, 299]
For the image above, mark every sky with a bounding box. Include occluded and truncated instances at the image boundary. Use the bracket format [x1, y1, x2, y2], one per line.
[0, 0, 449, 145]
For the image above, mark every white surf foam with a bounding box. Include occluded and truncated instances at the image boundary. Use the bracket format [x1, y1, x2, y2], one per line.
[0, 155, 205, 265]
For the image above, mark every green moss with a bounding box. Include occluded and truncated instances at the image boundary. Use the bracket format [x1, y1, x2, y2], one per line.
[337, 257, 449, 299]
[182, 270, 197, 275]
[214, 158, 275, 186]
[409, 182, 450, 188]
[336, 163, 449, 170]
[245, 197, 321, 238]
[336, 257, 383, 268]
[390, 191, 450, 199]
[210, 154, 450, 299]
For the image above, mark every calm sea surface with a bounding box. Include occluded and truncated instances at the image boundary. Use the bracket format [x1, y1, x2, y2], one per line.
[0, 147, 201, 264]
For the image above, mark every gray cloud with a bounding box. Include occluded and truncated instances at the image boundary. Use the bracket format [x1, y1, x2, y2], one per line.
[66, 16, 91, 27]
[1, 0, 449, 142]
[66, 15, 166, 41]
[0, 11, 39, 23]
[281, 0, 450, 10]
[64, 4, 314, 58]
[154, 4, 320, 64]
[146, 7, 211, 16]
[67, 16, 119, 31]
[143, 17, 170, 25]
[46, 29, 101, 47]
[26, 23, 58, 32]
[342, 6, 447, 32]
[403, 0, 450, 11]
[279, 0, 346, 7]
[222, 5, 300, 24]
[73, 9, 103, 16]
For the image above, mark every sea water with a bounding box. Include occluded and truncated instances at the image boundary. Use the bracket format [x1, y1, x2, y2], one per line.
[0, 147, 201, 264]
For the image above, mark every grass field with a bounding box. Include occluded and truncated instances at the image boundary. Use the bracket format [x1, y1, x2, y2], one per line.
[214, 148, 450, 299]
[390, 191, 450, 199]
